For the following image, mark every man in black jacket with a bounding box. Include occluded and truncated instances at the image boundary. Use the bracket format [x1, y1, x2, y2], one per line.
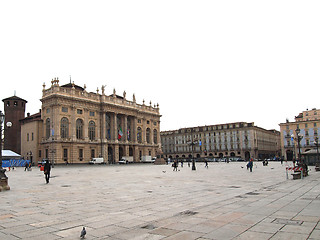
[44, 160, 51, 184]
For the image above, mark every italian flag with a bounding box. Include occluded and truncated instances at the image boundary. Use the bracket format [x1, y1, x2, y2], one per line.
[118, 127, 123, 140]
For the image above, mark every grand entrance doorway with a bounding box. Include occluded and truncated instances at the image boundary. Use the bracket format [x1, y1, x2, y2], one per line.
[108, 147, 114, 164]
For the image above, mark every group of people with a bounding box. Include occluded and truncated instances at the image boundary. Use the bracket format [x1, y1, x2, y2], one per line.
[171, 159, 209, 171]
[24, 160, 51, 184]
[24, 162, 32, 171]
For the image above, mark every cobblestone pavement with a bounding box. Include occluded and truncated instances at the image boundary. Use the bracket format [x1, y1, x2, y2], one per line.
[1, 161, 319, 240]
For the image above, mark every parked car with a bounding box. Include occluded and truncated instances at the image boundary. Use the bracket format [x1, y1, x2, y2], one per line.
[118, 158, 128, 164]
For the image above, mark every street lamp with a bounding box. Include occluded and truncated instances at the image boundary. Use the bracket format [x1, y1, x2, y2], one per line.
[190, 141, 196, 171]
[0, 110, 4, 169]
[314, 137, 319, 164]
[295, 128, 303, 164]
[187, 134, 197, 171]
[0, 110, 10, 191]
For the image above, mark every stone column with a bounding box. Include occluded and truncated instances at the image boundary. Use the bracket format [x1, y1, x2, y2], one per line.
[70, 106, 76, 141]
[150, 126, 154, 145]
[133, 117, 138, 144]
[104, 144, 108, 163]
[142, 118, 146, 144]
[114, 144, 119, 163]
[84, 109, 89, 141]
[134, 146, 139, 162]
[100, 111, 106, 158]
[124, 115, 128, 143]
[157, 122, 161, 148]
[113, 113, 117, 142]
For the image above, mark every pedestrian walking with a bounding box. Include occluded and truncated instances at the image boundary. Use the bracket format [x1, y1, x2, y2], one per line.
[205, 159, 208, 168]
[248, 158, 253, 172]
[173, 160, 178, 171]
[24, 162, 29, 171]
[44, 160, 51, 184]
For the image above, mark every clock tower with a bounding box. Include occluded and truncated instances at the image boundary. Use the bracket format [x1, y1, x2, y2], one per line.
[2, 95, 27, 154]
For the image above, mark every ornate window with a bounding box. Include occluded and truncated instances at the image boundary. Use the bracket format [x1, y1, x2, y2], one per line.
[146, 128, 151, 143]
[153, 129, 158, 144]
[137, 127, 142, 143]
[46, 118, 51, 139]
[76, 119, 84, 139]
[127, 117, 131, 141]
[117, 115, 123, 141]
[106, 113, 111, 140]
[89, 121, 96, 141]
[60, 117, 69, 139]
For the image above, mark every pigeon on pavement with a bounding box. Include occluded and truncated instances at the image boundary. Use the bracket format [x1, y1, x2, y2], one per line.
[80, 227, 86, 239]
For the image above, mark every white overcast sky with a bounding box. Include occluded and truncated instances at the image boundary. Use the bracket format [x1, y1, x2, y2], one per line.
[1, 1, 319, 131]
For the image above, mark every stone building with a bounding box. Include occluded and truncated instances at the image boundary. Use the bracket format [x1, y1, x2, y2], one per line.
[20, 112, 42, 164]
[38, 78, 161, 164]
[161, 122, 280, 161]
[279, 108, 320, 163]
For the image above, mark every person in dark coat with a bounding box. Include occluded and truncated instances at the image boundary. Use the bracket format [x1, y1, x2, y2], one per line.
[173, 160, 178, 171]
[44, 160, 51, 184]
[248, 158, 253, 172]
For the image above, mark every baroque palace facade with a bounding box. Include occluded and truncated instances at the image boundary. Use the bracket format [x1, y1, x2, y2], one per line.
[161, 122, 280, 161]
[21, 78, 161, 164]
[279, 108, 320, 165]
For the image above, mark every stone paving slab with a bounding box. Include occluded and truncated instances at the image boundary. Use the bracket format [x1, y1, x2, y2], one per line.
[0, 162, 319, 239]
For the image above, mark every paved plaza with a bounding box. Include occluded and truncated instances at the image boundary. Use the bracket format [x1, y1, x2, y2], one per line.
[0, 161, 320, 240]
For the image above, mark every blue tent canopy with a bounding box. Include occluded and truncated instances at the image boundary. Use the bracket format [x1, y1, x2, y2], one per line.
[2, 160, 30, 167]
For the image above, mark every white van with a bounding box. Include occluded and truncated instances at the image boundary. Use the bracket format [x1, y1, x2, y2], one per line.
[119, 156, 134, 164]
[89, 158, 105, 164]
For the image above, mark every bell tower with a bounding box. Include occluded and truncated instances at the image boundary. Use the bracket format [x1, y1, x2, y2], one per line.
[2, 95, 27, 154]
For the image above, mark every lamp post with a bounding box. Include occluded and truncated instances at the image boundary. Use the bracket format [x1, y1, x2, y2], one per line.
[295, 128, 303, 164]
[190, 141, 196, 171]
[0, 110, 10, 191]
[0, 110, 4, 169]
[314, 137, 319, 164]
[187, 135, 197, 171]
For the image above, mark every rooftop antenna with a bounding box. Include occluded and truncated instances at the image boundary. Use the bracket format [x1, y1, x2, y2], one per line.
[14, 90, 16, 96]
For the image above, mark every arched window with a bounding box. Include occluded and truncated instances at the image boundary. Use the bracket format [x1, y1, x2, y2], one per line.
[153, 129, 158, 144]
[137, 127, 142, 143]
[89, 121, 96, 141]
[60, 117, 69, 139]
[46, 118, 51, 139]
[76, 119, 84, 139]
[146, 128, 151, 144]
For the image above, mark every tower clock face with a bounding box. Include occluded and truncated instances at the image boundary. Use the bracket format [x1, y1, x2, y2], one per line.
[6, 122, 12, 128]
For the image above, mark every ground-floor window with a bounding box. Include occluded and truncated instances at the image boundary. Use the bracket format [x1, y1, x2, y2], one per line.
[79, 149, 83, 161]
[63, 149, 68, 162]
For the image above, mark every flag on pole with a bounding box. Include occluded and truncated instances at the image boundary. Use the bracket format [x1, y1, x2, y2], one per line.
[118, 127, 123, 140]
